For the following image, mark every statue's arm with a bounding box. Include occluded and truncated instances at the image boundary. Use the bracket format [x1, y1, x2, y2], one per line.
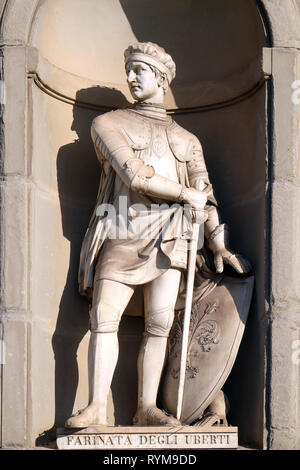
[186, 138, 220, 235]
[187, 138, 251, 274]
[91, 114, 206, 208]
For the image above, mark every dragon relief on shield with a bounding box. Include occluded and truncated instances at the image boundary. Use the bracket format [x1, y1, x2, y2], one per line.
[169, 302, 221, 380]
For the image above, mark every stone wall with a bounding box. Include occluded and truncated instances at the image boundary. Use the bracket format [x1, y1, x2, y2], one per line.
[0, 0, 299, 450]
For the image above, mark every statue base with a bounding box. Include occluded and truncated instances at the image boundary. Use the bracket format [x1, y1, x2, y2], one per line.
[56, 425, 238, 450]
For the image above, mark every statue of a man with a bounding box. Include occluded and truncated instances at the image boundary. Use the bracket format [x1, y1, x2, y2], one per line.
[65, 42, 250, 428]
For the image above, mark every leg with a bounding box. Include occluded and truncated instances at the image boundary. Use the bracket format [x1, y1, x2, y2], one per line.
[65, 279, 135, 428]
[134, 268, 182, 425]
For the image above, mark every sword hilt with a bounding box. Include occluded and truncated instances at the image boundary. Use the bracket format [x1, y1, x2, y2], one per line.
[191, 208, 207, 225]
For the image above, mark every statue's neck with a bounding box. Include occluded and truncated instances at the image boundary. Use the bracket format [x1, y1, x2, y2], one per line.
[132, 101, 169, 121]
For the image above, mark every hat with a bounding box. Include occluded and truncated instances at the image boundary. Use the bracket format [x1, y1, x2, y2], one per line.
[124, 42, 176, 84]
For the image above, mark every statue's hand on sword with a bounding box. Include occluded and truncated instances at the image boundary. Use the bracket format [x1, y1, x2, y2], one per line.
[180, 187, 208, 212]
[181, 186, 208, 231]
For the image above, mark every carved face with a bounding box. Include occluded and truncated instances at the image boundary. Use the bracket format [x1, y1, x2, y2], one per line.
[126, 60, 162, 102]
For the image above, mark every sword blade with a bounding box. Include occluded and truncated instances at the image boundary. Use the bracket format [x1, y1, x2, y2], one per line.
[176, 222, 201, 421]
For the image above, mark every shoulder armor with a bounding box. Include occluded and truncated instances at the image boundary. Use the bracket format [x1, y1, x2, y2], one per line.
[166, 121, 202, 162]
[93, 109, 151, 150]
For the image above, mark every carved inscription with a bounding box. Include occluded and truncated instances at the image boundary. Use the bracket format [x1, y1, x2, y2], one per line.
[57, 430, 236, 449]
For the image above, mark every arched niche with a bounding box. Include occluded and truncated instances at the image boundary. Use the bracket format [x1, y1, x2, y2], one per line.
[28, 0, 267, 449]
[0, 0, 299, 450]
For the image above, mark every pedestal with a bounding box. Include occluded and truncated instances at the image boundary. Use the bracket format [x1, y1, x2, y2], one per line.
[57, 425, 238, 450]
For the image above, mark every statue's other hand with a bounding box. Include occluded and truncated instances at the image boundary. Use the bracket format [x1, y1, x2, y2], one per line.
[182, 187, 208, 210]
[213, 249, 252, 274]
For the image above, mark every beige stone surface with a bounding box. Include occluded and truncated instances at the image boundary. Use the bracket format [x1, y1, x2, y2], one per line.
[266, 47, 300, 450]
[270, 320, 299, 428]
[0, 177, 27, 310]
[261, 0, 300, 48]
[0, 0, 37, 45]
[1, 319, 27, 448]
[271, 49, 300, 182]
[271, 181, 300, 302]
[2, 46, 27, 175]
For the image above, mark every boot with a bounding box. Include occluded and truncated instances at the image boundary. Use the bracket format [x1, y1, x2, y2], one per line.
[133, 406, 180, 426]
[133, 334, 181, 426]
[64, 331, 118, 428]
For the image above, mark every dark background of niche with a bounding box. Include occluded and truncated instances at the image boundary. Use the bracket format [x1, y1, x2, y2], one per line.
[46, 0, 267, 450]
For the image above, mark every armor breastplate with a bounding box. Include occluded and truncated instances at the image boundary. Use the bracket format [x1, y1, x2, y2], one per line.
[112, 109, 199, 163]
[139, 121, 179, 182]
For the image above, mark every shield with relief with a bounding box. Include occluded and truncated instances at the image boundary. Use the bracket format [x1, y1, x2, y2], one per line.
[159, 273, 254, 424]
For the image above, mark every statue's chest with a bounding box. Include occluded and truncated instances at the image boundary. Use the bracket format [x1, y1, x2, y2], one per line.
[140, 122, 178, 182]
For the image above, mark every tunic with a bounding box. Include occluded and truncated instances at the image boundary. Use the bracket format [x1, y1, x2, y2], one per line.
[78, 103, 217, 296]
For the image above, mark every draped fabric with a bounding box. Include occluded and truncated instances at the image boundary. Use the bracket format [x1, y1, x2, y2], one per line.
[78, 105, 218, 298]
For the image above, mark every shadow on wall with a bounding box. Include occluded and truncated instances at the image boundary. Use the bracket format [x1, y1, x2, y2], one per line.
[36, 86, 131, 446]
[118, 0, 264, 107]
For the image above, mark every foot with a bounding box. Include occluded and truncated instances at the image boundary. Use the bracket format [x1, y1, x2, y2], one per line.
[64, 403, 106, 428]
[193, 411, 228, 427]
[133, 406, 181, 426]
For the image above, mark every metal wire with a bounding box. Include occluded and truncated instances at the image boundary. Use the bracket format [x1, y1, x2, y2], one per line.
[30, 72, 268, 115]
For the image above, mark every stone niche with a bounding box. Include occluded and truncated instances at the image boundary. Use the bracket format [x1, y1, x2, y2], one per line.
[1, 0, 300, 450]
[30, 0, 267, 447]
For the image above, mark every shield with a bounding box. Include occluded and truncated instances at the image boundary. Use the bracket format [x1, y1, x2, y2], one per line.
[159, 274, 254, 424]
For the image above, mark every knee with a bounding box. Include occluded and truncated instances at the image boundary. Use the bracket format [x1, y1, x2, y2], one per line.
[145, 306, 174, 337]
[89, 300, 121, 333]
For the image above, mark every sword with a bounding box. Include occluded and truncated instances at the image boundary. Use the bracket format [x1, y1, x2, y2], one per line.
[176, 208, 205, 421]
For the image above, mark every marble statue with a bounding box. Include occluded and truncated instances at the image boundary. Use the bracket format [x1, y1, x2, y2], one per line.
[65, 42, 251, 429]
